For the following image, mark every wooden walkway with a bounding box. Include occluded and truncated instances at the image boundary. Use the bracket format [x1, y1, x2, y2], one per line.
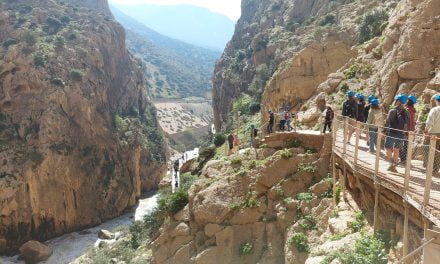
[333, 128, 440, 227]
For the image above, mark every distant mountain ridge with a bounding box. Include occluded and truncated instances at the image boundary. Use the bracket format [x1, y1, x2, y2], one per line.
[111, 6, 221, 99]
[111, 3, 235, 51]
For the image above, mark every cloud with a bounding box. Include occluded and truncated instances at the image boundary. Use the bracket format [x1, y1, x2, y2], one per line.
[109, 0, 241, 20]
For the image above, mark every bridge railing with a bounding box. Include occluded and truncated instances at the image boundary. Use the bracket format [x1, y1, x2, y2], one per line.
[332, 113, 440, 261]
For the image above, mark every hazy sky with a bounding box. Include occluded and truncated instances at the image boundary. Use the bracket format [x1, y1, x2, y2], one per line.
[109, 0, 242, 20]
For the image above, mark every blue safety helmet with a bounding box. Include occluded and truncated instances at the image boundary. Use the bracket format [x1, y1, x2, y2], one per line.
[368, 95, 376, 103]
[408, 95, 417, 104]
[371, 99, 380, 106]
[356, 93, 365, 100]
[395, 94, 408, 104]
[347, 90, 355, 97]
[435, 94, 440, 101]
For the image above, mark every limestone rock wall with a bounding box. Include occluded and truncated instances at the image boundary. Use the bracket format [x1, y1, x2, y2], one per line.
[152, 136, 332, 263]
[212, 0, 387, 130]
[0, 0, 167, 253]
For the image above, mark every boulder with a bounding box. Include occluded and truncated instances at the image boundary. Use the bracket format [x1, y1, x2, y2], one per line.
[98, 229, 115, 240]
[204, 223, 223, 237]
[174, 205, 190, 222]
[428, 72, 440, 90]
[170, 223, 190, 237]
[310, 180, 331, 197]
[19, 241, 52, 263]
[397, 59, 433, 80]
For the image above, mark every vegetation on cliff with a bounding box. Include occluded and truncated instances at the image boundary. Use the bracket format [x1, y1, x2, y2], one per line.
[0, 0, 166, 253]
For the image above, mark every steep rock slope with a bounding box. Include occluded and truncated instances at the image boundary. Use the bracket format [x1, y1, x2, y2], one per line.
[111, 6, 220, 99]
[151, 137, 333, 263]
[295, 0, 440, 126]
[212, 0, 396, 129]
[0, 0, 167, 253]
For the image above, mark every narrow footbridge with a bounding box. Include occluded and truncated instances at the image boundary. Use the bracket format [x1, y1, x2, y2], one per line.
[263, 114, 440, 262]
[332, 114, 440, 262]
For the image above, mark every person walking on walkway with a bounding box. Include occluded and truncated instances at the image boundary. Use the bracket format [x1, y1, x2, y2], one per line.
[366, 99, 383, 153]
[227, 130, 235, 155]
[400, 95, 417, 164]
[365, 95, 376, 145]
[279, 109, 286, 132]
[285, 111, 293, 132]
[267, 110, 274, 135]
[322, 106, 334, 133]
[342, 91, 358, 143]
[173, 159, 180, 188]
[384, 94, 410, 172]
[425, 94, 440, 175]
[250, 124, 259, 147]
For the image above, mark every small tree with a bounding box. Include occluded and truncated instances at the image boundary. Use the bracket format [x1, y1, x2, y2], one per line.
[213, 133, 226, 147]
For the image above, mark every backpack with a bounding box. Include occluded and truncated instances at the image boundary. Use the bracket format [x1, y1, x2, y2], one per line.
[390, 107, 409, 132]
[342, 99, 357, 118]
[329, 109, 335, 120]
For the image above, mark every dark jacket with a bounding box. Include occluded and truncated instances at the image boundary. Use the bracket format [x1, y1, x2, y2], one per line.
[385, 106, 410, 136]
[342, 98, 358, 119]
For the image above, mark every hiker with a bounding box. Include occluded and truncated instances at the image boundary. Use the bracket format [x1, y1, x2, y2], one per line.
[356, 93, 366, 123]
[228, 130, 235, 155]
[384, 94, 410, 172]
[342, 91, 358, 143]
[279, 109, 286, 132]
[267, 110, 274, 135]
[286, 111, 293, 132]
[174, 159, 180, 188]
[323, 106, 334, 133]
[400, 95, 417, 163]
[250, 124, 259, 147]
[365, 95, 376, 144]
[425, 94, 440, 175]
[366, 99, 383, 153]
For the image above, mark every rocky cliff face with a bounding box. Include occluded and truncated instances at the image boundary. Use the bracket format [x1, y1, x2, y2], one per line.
[212, 0, 401, 129]
[0, 0, 167, 253]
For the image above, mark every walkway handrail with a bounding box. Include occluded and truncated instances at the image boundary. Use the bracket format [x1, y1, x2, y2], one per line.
[332, 113, 440, 261]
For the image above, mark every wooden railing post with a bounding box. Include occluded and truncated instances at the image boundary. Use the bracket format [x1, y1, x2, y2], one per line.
[354, 121, 361, 167]
[423, 136, 437, 237]
[403, 132, 415, 258]
[332, 117, 338, 207]
[373, 126, 383, 233]
[343, 117, 348, 157]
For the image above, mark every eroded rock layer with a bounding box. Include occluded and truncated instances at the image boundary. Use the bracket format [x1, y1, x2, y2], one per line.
[0, 0, 167, 253]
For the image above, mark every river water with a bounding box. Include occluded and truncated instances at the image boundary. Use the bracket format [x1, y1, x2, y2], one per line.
[0, 192, 158, 264]
[0, 147, 200, 264]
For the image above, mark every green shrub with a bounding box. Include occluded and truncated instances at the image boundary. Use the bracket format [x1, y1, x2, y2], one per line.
[339, 81, 349, 93]
[298, 163, 318, 173]
[287, 139, 302, 148]
[338, 234, 388, 264]
[359, 10, 389, 44]
[231, 157, 242, 166]
[248, 160, 257, 170]
[2, 39, 18, 48]
[113, 113, 125, 131]
[157, 189, 189, 215]
[335, 184, 342, 204]
[232, 94, 261, 116]
[70, 69, 83, 81]
[296, 192, 313, 201]
[344, 63, 373, 79]
[299, 215, 317, 230]
[280, 149, 293, 159]
[213, 133, 226, 147]
[24, 31, 37, 46]
[55, 35, 64, 48]
[231, 191, 261, 209]
[60, 15, 70, 24]
[239, 242, 254, 256]
[288, 233, 309, 253]
[33, 52, 48, 67]
[348, 212, 365, 232]
[319, 14, 336, 26]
